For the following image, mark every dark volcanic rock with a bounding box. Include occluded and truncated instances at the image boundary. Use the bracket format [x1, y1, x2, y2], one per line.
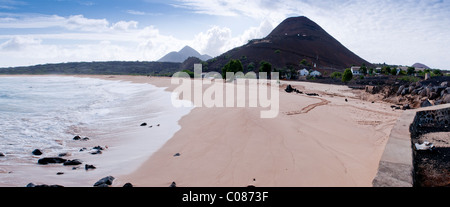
[401, 87, 409, 96]
[442, 94, 450, 104]
[85, 164, 96, 170]
[397, 85, 405, 96]
[402, 104, 411, 110]
[285, 85, 294, 93]
[26, 183, 64, 187]
[365, 85, 380, 94]
[420, 99, 433, 108]
[37, 157, 67, 165]
[73, 135, 89, 141]
[170, 181, 177, 187]
[93, 176, 115, 187]
[63, 159, 82, 166]
[419, 89, 428, 97]
[140, 123, 147, 126]
[32, 149, 43, 156]
[306, 93, 319, 96]
[58, 152, 69, 157]
[0, 152, 5, 157]
[428, 92, 439, 100]
[441, 87, 450, 96]
[123, 183, 133, 187]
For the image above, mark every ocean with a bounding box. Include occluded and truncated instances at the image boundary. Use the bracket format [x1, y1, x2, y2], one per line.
[0, 76, 192, 186]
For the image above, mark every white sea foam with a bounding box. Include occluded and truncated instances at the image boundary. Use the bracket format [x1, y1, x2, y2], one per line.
[0, 76, 193, 174]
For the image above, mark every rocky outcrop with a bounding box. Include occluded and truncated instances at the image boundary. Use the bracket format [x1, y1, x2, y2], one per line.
[37, 157, 67, 165]
[366, 77, 450, 109]
[32, 149, 43, 156]
[170, 181, 177, 187]
[63, 159, 82, 166]
[93, 176, 115, 187]
[26, 183, 64, 187]
[85, 164, 96, 171]
[285, 85, 294, 93]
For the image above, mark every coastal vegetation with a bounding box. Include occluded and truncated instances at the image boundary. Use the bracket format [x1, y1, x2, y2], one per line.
[342, 68, 353, 83]
[0, 61, 181, 76]
[221, 59, 244, 79]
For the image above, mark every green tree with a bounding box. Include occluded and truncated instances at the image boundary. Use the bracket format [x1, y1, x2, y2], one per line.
[259, 61, 272, 78]
[390, 67, 398, 75]
[181, 69, 194, 78]
[432, 69, 443, 76]
[222, 59, 243, 79]
[299, 59, 310, 67]
[247, 62, 255, 72]
[407, 67, 415, 75]
[381, 66, 391, 75]
[359, 63, 367, 75]
[342, 68, 353, 83]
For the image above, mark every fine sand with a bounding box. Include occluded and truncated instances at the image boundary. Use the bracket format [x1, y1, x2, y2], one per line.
[87, 75, 401, 187]
[0, 75, 401, 187]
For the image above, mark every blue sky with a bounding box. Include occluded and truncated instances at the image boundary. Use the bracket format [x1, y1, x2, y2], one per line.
[0, 0, 449, 69]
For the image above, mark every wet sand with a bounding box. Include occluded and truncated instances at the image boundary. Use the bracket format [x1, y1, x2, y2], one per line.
[95, 76, 401, 187]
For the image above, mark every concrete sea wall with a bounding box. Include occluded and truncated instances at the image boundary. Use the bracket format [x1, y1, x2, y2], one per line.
[372, 104, 450, 187]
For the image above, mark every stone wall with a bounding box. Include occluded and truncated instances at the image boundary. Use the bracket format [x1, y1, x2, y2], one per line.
[410, 107, 450, 138]
[372, 104, 450, 187]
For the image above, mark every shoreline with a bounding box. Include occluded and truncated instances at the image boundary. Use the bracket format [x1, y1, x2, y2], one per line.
[0, 74, 402, 187]
[100, 75, 401, 187]
[0, 75, 192, 187]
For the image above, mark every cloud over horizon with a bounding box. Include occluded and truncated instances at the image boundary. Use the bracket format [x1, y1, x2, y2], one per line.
[0, 0, 449, 69]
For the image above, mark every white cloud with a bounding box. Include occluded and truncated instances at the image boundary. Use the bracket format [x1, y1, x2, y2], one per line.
[126, 10, 162, 16]
[1, 0, 449, 69]
[64, 15, 109, 32]
[0, 0, 27, 10]
[174, 0, 450, 69]
[192, 26, 232, 56]
[0, 36, 41, 51]
[111, 20, 138, 31]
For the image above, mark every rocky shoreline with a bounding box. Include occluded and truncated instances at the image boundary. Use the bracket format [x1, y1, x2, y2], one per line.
[364, 77, 450, 109]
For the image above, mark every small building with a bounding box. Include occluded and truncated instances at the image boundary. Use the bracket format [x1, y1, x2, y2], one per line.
[375, 67, 382, 74]
[351, 66, 360, 75]
[298, 68, 309, 76]
[310, 70, 322, 77]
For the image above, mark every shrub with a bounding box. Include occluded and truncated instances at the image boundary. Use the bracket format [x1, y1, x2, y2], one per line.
[222, 59, 243, 79]
[330, 72, 342, 79]
[399, 76, 420, 83]
[342, 68, 353, 83]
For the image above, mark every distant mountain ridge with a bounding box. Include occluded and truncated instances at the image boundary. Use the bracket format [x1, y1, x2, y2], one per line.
[412, 63, 430, 69]
[205, 16, 371, 72]
[158, 46, 212, 63]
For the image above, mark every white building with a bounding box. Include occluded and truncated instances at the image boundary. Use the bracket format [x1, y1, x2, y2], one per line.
[375, 67, 382, 74]
[298, 68, 309, 76]
[310, 70, 322, 77]
[351, 66, 360, 75]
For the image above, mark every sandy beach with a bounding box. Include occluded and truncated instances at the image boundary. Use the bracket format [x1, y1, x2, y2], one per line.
[83, 75, 402, 187]
[0, 75, 401, 187]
